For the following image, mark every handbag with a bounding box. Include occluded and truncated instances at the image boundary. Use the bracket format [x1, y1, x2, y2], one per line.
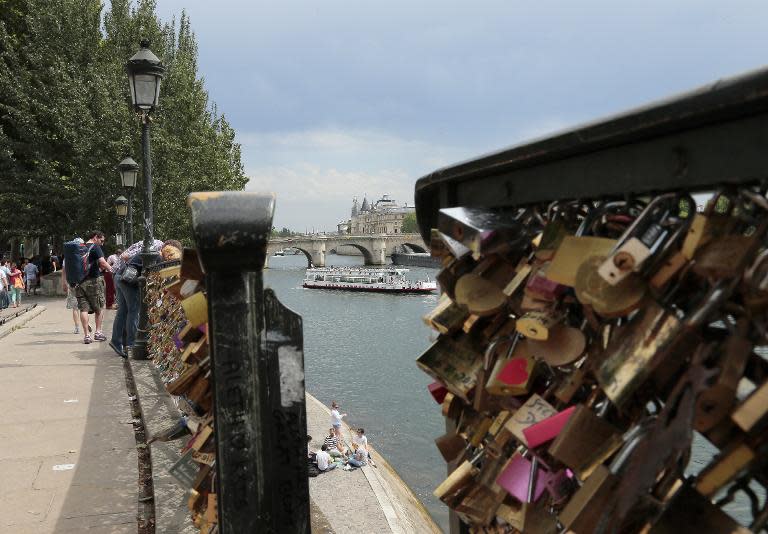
[120, 264, 139, 285]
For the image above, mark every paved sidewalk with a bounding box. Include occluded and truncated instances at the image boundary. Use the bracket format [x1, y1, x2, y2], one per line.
[0, 297, 138, 533]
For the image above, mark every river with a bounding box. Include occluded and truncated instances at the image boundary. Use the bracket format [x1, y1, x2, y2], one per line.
[264, 253, 759, 532]
[264, 253, 449, 530]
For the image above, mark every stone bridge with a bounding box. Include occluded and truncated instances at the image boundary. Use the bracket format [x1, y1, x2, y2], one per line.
[265, 233, 427, 267]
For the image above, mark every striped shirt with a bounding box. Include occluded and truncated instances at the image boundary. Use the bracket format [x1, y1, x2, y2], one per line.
[324, 435, 339, 451]
[114, 239, 164, 273]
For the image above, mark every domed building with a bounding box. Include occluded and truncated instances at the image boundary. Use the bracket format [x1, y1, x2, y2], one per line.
[340, 194, 415, 235]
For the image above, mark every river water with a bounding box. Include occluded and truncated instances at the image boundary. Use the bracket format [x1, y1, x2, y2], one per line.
[264, 253, 449, 530]
[264, 253, 759, 532]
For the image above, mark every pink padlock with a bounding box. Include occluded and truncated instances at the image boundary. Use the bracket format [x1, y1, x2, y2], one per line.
[496, 454, 547, 503]
[428, 381, 448, 404]
[525, 263, 566, 301]
[522, 405, 576, 448]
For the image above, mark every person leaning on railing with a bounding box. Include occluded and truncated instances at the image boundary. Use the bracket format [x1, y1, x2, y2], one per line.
[108, 239, 182, 358]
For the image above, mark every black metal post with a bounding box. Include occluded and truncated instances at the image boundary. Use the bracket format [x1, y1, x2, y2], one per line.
[132, 112, 160, 360]
[189, 192, 310, 534]
[120, 218, 126, 246]
[126, 189, 134, 245]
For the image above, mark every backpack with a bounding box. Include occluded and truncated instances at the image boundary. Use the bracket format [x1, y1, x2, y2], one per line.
[63, 240, 95, 287]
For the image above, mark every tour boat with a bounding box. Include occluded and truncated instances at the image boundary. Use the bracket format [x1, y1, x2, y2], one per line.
[303, 267, 437, 293]
[273, 249, 285, 256]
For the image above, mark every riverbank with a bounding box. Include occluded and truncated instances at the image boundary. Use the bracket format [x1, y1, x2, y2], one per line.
[306, 394, 442, 534]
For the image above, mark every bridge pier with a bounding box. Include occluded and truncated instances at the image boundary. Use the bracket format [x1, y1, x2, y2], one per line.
[310, 240, 326, 267]
[369, 238, 387, 265]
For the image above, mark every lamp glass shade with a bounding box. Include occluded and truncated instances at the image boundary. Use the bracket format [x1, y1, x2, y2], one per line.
[117, 157, 139, 188]
[115, 196, 129, 217]
[129, 73, 161, 110]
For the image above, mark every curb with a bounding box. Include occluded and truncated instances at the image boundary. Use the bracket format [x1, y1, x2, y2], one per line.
[0, 305, 46, 340]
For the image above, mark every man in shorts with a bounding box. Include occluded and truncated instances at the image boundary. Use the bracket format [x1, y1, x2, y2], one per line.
[76, 230, 111, 344]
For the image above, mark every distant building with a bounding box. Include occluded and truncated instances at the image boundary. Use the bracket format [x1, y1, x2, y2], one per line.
[342, 194, 415, 235]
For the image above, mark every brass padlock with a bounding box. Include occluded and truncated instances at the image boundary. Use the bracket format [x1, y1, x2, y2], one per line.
[525, 324, 586, 367]
[455, 273, 508, 316]
[417, 334, 483, 402]
[546, 235, 616, 287]
[648, 484, 751, 534]
[731, 377, 768, 434]
[486, 336, 538, 397]
[574, 255, 646, 318]
[548, 405, 623, 480]
[596, 300, 682, 406]
[424, 294, 469, 334]
[694, 441, 756, 498]
[515, 310, 561, 341]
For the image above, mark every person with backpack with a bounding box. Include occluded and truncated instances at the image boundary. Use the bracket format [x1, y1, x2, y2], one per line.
[72, 231, 111, 344]
[61, 239, 89, 334]
[23, 259, 38, 295]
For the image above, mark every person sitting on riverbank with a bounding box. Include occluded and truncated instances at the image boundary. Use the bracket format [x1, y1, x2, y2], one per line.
[352, 427, 376, 467]
[323, 427, 344, 458]
[347, 446, 368, 469]
[316, 444, 336, 472]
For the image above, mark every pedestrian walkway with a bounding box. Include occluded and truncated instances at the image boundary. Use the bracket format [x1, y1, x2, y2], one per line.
[0, 298, 137, 533]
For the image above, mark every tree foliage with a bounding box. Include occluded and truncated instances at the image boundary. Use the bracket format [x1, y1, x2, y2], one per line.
[401, 212, 418, 233]
[0, 0, 248, 248]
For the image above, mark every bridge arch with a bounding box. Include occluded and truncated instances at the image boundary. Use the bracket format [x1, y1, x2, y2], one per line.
[335, 243, 374, 265]
[402, 242, 427, 253]
[288, 247, 314, 267]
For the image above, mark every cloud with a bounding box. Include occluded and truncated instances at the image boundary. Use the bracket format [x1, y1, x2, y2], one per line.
[238, 126, 481, 230]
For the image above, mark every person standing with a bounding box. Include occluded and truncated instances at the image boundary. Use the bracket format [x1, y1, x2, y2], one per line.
[330, 401, 347, 441]
[7, 263, 24, 308]
[110, 239, 163, 358]
[23, 259, 38, 295]
[76, 231, 110, 344]
[61, 257, 86, 334]
[0, 267, 8, 310]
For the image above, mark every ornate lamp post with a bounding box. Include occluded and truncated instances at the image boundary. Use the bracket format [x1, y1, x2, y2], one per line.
[114, 196, 128, 246]
[126, 39, 165, 360]
[116, 156, 139, 244]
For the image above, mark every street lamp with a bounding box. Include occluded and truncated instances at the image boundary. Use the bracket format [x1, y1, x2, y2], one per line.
[126, 39, 165, 360]
[116, 156, 138, 244]
[115, 196, 128, 246]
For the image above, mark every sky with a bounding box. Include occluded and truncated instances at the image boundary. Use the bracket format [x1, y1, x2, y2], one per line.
[152, 0, 768, 232]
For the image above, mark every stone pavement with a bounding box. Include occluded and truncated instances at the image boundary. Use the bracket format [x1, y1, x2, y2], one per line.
[0, 297, 138, 533]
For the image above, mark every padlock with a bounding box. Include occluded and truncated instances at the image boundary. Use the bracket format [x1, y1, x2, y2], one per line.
[535, 219, 568, 261]
[694, 323, 752, 432]
[574, 255, 646, 318]
[692, 219, 768, 280]
[455, 273, 508, 316]
[546, 235, 616, 287]
[495, 452, 549, 503]
[167, 363, 202, 396]
[181, 291, 208, 328]
[486, 336, 538, 397]
[503, 262, 533, 297]
[435, 431, 467, 463]
[515, 310, 561, 341]
[455, 483, 503, 526]
[437, 254, 475, 299]
[596, 300, 683, 406]
[525, 324, 586, 367]
[429, 228, 452, 258]
[598, 193, 689, 286]
[553, 367, 586, 404]
[695, 441, 756, 498]
[180, 247, 205, 281]
[424, 294, 469, 334]
[647, 483, 751, 534]
[437, 206, 529, 260]
[525, 262, 566, 301]
[417, 334, 483, 402]
[522, 405, 576, 448]
[434, 456, 480, 504]
[680, 192, 734, 260]
[503, 394, 557, 446]
[731, 377, 768, 434]
[649, 250, 687, 291]
[548, 404, 623, 480]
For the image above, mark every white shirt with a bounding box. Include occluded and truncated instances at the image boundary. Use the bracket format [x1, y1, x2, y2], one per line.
[353, 434, 368, 451]
[330, 409, 343, 426]
[316, 450, 331, 471]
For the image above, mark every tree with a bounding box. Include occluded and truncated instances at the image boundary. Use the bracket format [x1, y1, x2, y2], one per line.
[401, 212, 418, 233]
[0, 1, 248, 250]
